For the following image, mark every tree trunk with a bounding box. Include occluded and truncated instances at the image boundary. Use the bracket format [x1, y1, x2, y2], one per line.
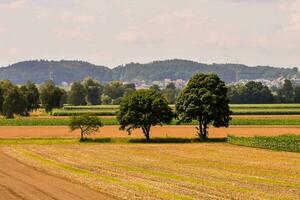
[142, 126, 151, 141]
[198, 120, 208, 141]
[80, 131, 84, 141]
[202, 123, 208, 141]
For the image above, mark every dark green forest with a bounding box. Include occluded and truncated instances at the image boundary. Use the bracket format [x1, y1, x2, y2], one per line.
[0, 59, 297, 84]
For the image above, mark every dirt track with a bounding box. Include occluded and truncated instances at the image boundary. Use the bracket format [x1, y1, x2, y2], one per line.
[0, 149, 114, 200]
[0, 125, 300, 138]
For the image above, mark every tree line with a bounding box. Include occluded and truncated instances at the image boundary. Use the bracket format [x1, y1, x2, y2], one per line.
[227, 79, 300, 104]
[0, 77, 180, 118]
[68, 78, 180, 106]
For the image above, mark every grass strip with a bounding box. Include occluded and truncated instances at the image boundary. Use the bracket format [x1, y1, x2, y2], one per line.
[2, 117, 300, 126]
[228, 135, 300, 153]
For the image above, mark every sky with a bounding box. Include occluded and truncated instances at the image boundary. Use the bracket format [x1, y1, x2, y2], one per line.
[0, 0, 300, 68]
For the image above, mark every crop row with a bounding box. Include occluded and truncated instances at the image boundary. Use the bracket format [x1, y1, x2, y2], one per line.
[228, 135, 300, 152]
[52, 108, 300, 116]
[2, 117, 300, 126]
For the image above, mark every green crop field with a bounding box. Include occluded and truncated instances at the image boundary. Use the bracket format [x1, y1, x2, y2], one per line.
[51, 104, 300, 116]
[228, 135, 300, 152]
[2, 116, 300, 126]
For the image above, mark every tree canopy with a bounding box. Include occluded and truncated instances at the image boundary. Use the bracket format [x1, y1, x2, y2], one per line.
[176, 73, 232, 140]
[68, 81, 87, 106]
[40, 80, 66, 113]
[69, 114, 103, 141]
[117, 89, 173, 141]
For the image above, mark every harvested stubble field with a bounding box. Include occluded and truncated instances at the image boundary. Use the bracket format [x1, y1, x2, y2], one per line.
[1, 143, 300, 200]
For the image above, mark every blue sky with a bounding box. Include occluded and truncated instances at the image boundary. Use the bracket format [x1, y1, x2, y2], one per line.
[0, 0, 299, 68]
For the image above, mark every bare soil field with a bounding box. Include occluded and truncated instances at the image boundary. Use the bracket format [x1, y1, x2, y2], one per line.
[0, 149, 113, 200]
[2, 143, 300, 199]
[1, 125, 300, 138]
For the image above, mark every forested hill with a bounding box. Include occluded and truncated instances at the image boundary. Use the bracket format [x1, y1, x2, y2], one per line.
[0, 60, 112, 84]
[0, 59, 298, 84]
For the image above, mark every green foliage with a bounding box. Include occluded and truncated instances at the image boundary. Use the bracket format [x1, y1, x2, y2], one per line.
[83, 77, 103, 105]
[19, 81, 40, 114]
[117, 89, 173, 140]
[68, 81, 87, 105]
[2, 85, 27, 118]
[278, 80, 294, 103]
[176, 73, 232, 140]
[39, 80, 66, 113]
[51, 109, 116, 116]
[149, 85, 161, 92]
[0, 80, 28, 118]
[69, 114, 103, 140]
[228, 81, 274, 104]
[228, 135, 300, 152]
[4, 116, 300, 126]
[294, 86, 300, 103]
[161, 83, 180, 104]
[102, 81, 136, 105]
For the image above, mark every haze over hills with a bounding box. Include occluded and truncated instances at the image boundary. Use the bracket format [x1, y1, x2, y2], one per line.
[0, 59, 298, 84]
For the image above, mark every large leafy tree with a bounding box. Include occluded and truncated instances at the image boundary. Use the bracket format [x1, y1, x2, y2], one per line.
[175, 73, 232, 140]
[39, 80, 66, 113]
[19, 81, 40, 114]
[68, 81, 87, 105]
[2, 86, 27, 118]
[0, 80, 27, 118]
[117, 89, 173, 141]
[243, 81, 274, 104]
[83, 77, 103, 105]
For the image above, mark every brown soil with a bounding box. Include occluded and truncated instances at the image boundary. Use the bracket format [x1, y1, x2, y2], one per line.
[0, 149, 114, 200]
[0, 125, 300, 138]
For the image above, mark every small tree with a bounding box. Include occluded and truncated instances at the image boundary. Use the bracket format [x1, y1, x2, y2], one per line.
[176, 73, 232, 140]
[69, 114, 103, 141]
[117, 89, 173, 141]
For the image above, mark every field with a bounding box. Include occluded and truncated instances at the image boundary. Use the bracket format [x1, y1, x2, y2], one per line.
[1, 105, 300, 199]
[3, 115, 300, 126]
[1, 141, 300, 199]
[51, 104, 300, 116]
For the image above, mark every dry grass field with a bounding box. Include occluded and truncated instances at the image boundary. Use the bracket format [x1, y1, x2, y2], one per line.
[2, 143, 300, 200]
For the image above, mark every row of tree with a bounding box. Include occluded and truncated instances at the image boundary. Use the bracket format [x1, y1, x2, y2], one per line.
[227, 80, 300, 104]
[0, 78, 181, 118]
[0, 80, 66, 118]
[72, 73, 231, 141]
[68, 78, 180, 106]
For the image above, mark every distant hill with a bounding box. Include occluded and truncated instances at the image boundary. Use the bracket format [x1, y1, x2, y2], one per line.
[0, 60, 112, 84]
[0, 59, 298, 84]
